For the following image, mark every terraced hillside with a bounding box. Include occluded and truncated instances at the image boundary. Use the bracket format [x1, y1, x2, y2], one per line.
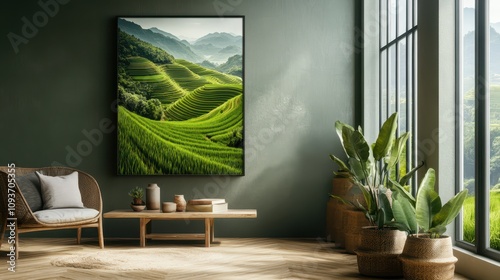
[118, 38, 243, 175]
[118, 97, 243, 175]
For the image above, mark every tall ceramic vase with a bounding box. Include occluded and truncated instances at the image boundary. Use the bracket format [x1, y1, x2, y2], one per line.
[174, 195, 186, 212]
[146, 183, 160, 210]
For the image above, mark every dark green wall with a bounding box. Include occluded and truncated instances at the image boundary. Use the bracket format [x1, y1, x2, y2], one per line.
[0, 0, 358, 238]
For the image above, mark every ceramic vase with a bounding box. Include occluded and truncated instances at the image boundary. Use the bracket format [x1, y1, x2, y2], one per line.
[174, 194, 186, 212]
[146, 183, 160, 210]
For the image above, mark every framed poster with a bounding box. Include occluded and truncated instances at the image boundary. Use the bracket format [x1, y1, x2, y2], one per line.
[117, 16, 244, 175]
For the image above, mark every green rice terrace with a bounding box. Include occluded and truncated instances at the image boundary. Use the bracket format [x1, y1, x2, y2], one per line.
[117, 30, 243, 175]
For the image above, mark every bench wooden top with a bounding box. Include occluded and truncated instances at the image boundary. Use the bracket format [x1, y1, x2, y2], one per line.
[104, 209, 257, 219]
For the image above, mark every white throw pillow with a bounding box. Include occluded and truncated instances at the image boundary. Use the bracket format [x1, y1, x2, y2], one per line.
[36, 171, 84, 209]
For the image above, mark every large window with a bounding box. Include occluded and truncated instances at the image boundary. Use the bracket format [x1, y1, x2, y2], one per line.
[457, 0, 500, 261]
[379, 0, 418, 181]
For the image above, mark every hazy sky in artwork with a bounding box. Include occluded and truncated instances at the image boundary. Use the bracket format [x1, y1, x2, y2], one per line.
[124, 17, 243, 41]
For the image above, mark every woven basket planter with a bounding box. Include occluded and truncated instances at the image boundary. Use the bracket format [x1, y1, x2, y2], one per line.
[326, 176, 353, 243]
[343, 210, 371, 254]
[355, 226, 407, 277]
[399, 235, 457, 280]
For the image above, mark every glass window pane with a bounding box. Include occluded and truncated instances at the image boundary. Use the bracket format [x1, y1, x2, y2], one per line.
[389, 0, 397, 41]
[489, 0, 500, 252]
[398, 38, 407, 133]
[408, 0, 413, 29]
[462, 0, 476, 247]
[389, 44, 397, 115]
[414, 0, 418, 27]
[381, 49, 388, 122]
[381, 0, 388, 46]
[398, 0, 407, 36]
[408, 33, 413, 134]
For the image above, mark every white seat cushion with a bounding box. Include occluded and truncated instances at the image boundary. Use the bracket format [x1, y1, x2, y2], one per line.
[34, 208, 99, 224]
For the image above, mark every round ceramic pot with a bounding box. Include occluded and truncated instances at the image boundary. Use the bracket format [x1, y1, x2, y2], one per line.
[355, 226, 407, 277]
[130, 204, 146, 212]
[162, 202, 177, 213]
[399, 235, 457, 280]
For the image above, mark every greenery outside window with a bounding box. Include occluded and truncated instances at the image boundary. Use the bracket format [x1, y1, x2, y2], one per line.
[456, 0, 500, 262]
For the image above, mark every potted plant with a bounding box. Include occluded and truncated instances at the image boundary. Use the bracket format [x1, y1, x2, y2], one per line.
[129, 186, 146, 212]
[330, 112, 423, 277]
[395, 168, 468, 280]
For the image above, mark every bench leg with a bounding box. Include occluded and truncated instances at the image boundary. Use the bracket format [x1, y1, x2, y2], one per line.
[204, 218, 210, 247]
[76, 227, 82, 245]
[210, 218, 215, 243]
[140, 218, 151, 247]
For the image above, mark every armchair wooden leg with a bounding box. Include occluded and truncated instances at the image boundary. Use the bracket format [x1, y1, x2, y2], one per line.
[98, 218, 104, 249]
[76, 227, 82, 245]
[0, 217, 6, 249]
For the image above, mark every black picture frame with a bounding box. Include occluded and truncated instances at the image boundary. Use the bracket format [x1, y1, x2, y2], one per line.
[117, 16, 244, 175]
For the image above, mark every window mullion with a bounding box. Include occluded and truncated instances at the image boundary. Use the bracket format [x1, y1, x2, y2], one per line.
[475, 0, 490, 256]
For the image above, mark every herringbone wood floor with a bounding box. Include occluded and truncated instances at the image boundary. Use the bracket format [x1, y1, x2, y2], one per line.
[0, 238, 468, 279]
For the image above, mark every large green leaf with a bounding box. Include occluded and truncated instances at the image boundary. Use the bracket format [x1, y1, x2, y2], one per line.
[428, 225, 447, 238]
[335, 121, 355, 156]
[391, 192, 417, 233]
[415, 168, 442, 232]
[399, 161, 425, 186]
[329, 154, 352, 174]
[349, 158, 367, 181]
[377, 208, 386, 229]
[373, 112, 398, 161]
[431, 189, 468, 230]
[387, 132, 410, 169]
[389, 178, 416, 207]
[356, 184, 377, 217]
[330, 194, 357, 208]
[343, 128, 370, 162]
[378, 191, 394, 225]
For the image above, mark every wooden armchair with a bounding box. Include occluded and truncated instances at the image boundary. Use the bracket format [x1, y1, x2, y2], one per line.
[0, 166, 104, 258]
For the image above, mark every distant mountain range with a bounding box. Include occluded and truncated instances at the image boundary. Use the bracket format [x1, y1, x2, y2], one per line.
[462, 8, 500, 89]
[463, 8, 500, 34]
[118, 18, 243, 66]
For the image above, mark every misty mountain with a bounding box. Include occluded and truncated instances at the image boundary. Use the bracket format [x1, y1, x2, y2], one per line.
[217, 54, 242, 77]
[118, 18, 203, 62]
[198, 54, 242, 78]
[462, 8, 500, 89]
[194, 32, 242, 49]
[463, 7, 475, 35]
[493, 22, 500, 33]
[149, 27, 180, 41]
[463, 27, 500, 79]
[191, 33, 242, 64]
[191, 43, 222, 56]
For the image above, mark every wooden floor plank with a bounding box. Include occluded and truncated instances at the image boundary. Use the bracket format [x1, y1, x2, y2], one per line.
[0, 238, 469, 279]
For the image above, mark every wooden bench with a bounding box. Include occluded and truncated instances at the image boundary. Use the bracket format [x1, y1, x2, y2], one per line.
[103, 209, 257, 247]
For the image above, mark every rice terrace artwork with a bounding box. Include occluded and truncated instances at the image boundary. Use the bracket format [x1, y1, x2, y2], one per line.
[117, 17, 244, 175]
